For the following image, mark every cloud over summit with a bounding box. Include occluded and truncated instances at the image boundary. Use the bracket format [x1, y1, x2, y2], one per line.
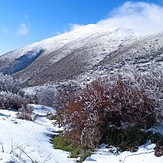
[96, 2, 163, 35]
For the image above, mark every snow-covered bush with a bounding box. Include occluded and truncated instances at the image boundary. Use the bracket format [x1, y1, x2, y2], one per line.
[107, 75, 156, 129]
[143, 66, 163, 117]
[55, 68, 162, 153]
[35, 86, 57, 107]
[120, 64, 163, 119]
[0, 91, 28, 110]
[17, 105, 36, 121]
[0, 73, 22, 93]
[64, 80, 155, 148]
[55, 82, 81, 108]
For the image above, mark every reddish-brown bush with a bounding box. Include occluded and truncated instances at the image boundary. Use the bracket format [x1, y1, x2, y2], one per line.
[107, 76, 156, 129]
[55, 72, 161, 150]
[63, 80, 109, 149]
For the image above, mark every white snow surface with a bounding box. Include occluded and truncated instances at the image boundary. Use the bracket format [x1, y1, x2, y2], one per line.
[0, 107, 75, 163]
[0, 106, 163, 163]
[83, 144, 163, 163]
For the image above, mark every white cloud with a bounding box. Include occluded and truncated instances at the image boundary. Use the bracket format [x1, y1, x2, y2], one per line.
[17, 23, 28, 36]
[68, 23, 83, 31]
[2, 29, 8, 34]
[66, 2, 163, 36]
[96, 2, 163, 35]
[61, 23, 83, 34]
[25, 15, 28, 19]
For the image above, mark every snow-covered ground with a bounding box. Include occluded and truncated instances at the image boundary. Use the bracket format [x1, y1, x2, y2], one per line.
[83, 144, 163, 163]
[0, 106, 163, 163]
[0, 106, 75, 163]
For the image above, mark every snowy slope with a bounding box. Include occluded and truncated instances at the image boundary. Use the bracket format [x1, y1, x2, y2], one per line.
[0, 24, 140, 84]
[0, 22, 163, 86]
[0, 24, 96, 70]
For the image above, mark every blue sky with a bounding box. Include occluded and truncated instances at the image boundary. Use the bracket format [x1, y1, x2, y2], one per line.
[0, 0, 163, 55]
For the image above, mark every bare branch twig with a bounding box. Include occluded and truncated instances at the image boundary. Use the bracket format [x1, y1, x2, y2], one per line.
[0, 141, 4, 153]
[123, 151, 154, 163]
[42, 153, 51, 163]
[16, 145, 35, 163]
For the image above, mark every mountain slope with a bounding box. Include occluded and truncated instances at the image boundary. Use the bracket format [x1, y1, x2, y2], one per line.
[0, 24, 96, 74]
[0, 25, 163, 86]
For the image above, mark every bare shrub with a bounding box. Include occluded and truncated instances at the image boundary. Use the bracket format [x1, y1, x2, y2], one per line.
[55, 82, 81, 108]
[107, 75, 156, 129]
[0, 73, 22, 93]
[144, 66, 163, 117]
[0, 91, 28, 110]
[36, 86, 57, 107]
[56, 79, 114, 149]
[17, 105, 36, 121]
[55, 71, 161, 151]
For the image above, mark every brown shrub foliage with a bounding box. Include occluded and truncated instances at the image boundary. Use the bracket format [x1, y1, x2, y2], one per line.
[55, 72, 162, 150]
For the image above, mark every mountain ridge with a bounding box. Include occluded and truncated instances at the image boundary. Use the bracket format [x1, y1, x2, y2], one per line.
[0, 25, 163, 86]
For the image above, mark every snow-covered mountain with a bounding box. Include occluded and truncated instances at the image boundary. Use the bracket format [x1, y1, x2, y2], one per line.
[0, 23, 163, 163]
[0, 24, 163, 86]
